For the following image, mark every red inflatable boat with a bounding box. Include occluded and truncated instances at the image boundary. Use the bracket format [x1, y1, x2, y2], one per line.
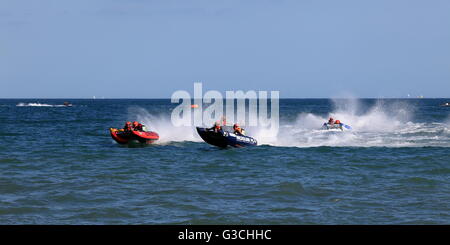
[110, 128, 159, 144]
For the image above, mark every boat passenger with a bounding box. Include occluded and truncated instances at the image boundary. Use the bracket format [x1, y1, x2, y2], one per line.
[335, 120, 341, 125]
[132, 121, 139, 130]
[135, 123, 144, 131]
[233, 123, 245, 136]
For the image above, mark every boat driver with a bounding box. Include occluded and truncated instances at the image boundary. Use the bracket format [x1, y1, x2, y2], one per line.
[210, 121, 222, 133]
[123, 122, 132, 131]
[328, 117, 335, 125]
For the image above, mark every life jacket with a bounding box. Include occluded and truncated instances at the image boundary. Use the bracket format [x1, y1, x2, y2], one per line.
[335, 120, 341, 124]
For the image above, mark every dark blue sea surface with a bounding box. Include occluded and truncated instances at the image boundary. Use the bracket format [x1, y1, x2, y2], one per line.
[0, 99, 449, 224]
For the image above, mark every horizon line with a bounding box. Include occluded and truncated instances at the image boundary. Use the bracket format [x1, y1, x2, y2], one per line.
[1, 97, 448, 100]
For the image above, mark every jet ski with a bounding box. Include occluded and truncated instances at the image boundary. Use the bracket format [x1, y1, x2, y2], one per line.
[196, 126, 257, 148]
[441, 102, 450, 107]
[110, 128, 159, 144]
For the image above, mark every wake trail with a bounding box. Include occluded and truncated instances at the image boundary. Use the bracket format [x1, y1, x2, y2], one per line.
[127, 99, 450, 147]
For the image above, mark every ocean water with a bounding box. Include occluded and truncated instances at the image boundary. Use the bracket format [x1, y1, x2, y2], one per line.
[0, 98, 449, 224]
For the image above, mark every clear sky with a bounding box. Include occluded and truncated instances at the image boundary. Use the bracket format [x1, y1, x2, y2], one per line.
[1, 0, 450, 98]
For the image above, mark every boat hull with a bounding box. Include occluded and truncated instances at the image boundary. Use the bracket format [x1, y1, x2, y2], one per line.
[322, 123, 344, 131]
[196, 127, 257, 148]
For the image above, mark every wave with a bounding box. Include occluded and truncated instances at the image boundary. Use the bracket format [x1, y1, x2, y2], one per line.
[254, 99, 449, 148]
[16, 103, 68, 107]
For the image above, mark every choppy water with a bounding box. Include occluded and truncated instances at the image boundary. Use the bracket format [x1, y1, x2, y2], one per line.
[0, 98, 449, 224]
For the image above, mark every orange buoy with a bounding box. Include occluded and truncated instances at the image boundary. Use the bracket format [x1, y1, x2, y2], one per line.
[191, 104, 199, 108]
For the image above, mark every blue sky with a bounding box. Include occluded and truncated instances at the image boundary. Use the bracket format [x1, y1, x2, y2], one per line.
[1, 0, 449, 98]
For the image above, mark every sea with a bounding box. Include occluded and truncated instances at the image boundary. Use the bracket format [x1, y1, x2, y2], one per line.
[0, 98, 449, 224]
